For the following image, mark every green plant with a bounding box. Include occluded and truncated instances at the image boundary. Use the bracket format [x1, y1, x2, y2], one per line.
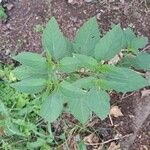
[11, 17, 150, 125]
[0, 64, 54, 149]
[34, 24, 44, 33]
[0, 5, 7, 20]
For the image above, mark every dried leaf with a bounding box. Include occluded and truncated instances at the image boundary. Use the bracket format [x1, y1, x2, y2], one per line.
[108, 52, 123, 65]
[84, 133, 99, 144]
[110, 106, 123, 118]
[108, 142, 121, 150]
[141, 89, 150, 98]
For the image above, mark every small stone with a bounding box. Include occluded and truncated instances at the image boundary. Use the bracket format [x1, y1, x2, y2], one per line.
[68, 0, 73, 3]
[85, 0, 93, 2]
[96, 13, 101, 20]
[4, 3, 14, 11]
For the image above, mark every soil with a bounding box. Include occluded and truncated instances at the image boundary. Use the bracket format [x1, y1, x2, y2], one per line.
[0, 0, 150, 149]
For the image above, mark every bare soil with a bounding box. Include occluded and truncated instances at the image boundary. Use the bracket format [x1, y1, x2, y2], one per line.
[0, 0, 150, 149]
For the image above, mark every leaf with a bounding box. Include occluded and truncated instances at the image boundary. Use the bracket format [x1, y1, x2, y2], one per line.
[73, 54, 98, 69]
[72, 77, 96, 89]
[94, 25, 125, 61]
[40, 91, 63, 123]
[78, 142, 87, 150]
[141, 89, 150, 98]
[12, 65, 48, 80]
[27, 138, 46, 149]
[59, 81, 86, 98]
[11, 78, 46, 94]
[59, 81, 90, 123]
[119, 53, 150, 71]
[124, 27, 136, 46]
[59, 54, 98, 73]
[99, 65, 148, 93]
[74, 17, 100, 56]
[42, 17, 71, 61]
[13, 52, 47, 71]
[69, 96, 91, 124]
[87, 88, 110, 120]
[59, 57, 81, 73]
[83, 133, 99, 146]
[130, 36, 148, 50]
[131, 52, 150, 71]
[110, 106, 123, 118]
[66, 37, 73, 54]
[108, 142, 121, 150]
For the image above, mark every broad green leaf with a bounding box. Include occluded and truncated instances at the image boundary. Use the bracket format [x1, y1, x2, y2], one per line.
[99, 65, 148, 93]
[59, 57, 81, 73]
[74, 17, 100, 56]
[11, 78, 46, 94]
[69, 96, 91, 124]
[59, 54, 98, 73]
[66, 37, 73, 54]
[12, 65, 48, 80]
[87, 89, 110, 120]
[94, 25, 125, 61]
[118, 54, 134, 67]
[59, 81, 86, 98]
[40, 91, 63, 123]
[130, 37, 148, 50]
[131, 53, 150, 70]
[42, 17, 70, 61]
[72, 77, 96, 89]
[119, 53, 150, 71]
[13, 52, 47, 71]
[73, 54, 98, 69]
[124, 27, 136, 46]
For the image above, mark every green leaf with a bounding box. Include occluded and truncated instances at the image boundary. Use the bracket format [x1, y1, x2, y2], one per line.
[59, 57, 81, 73]
[69, 96, 91, 124]
[87, 88, 110, 120]
[72, 77, 96, 89]
[99, 65, 148, 93]
[73, 54, 98, 69]
[13, 52, 47, 71]
[11, 78, 46, 94]
[124, 27, 136, 46]
[40, 91, 63, 123]
[119, 53, 150, 71]
[78, 142, 87, 150]
[74, 17, 100, 56]
[94, 25, 125, 61]
[27, 138, 46, 149]
[59, 54, 98, 73]
[59, 81, 86, 98]
[59, 81, 90, 124]
[130, 37, 148, 50]
[66, 37, 73, 54]
[42, 17, 71, 61]
[12, 65, 48, 80]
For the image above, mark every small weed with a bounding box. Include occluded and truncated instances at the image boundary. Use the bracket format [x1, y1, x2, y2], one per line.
[34, 24, 44, 33]
[0, 5, 7, 20]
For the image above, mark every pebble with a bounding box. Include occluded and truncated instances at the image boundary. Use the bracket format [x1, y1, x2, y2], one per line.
[85, 0, 93, 2]
[4, 3, 14, 11]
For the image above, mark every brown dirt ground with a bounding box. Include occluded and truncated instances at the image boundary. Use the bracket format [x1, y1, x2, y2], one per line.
[0, 0, 150, 149]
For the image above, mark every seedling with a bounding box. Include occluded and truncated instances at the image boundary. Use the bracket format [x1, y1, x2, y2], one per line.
[0, 5, 7, 20]
[11, 17, 150, 124]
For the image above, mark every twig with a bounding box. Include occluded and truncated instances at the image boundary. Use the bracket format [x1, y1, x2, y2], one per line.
[109, 114, 114, 126]
[84, 133, 132, 146]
